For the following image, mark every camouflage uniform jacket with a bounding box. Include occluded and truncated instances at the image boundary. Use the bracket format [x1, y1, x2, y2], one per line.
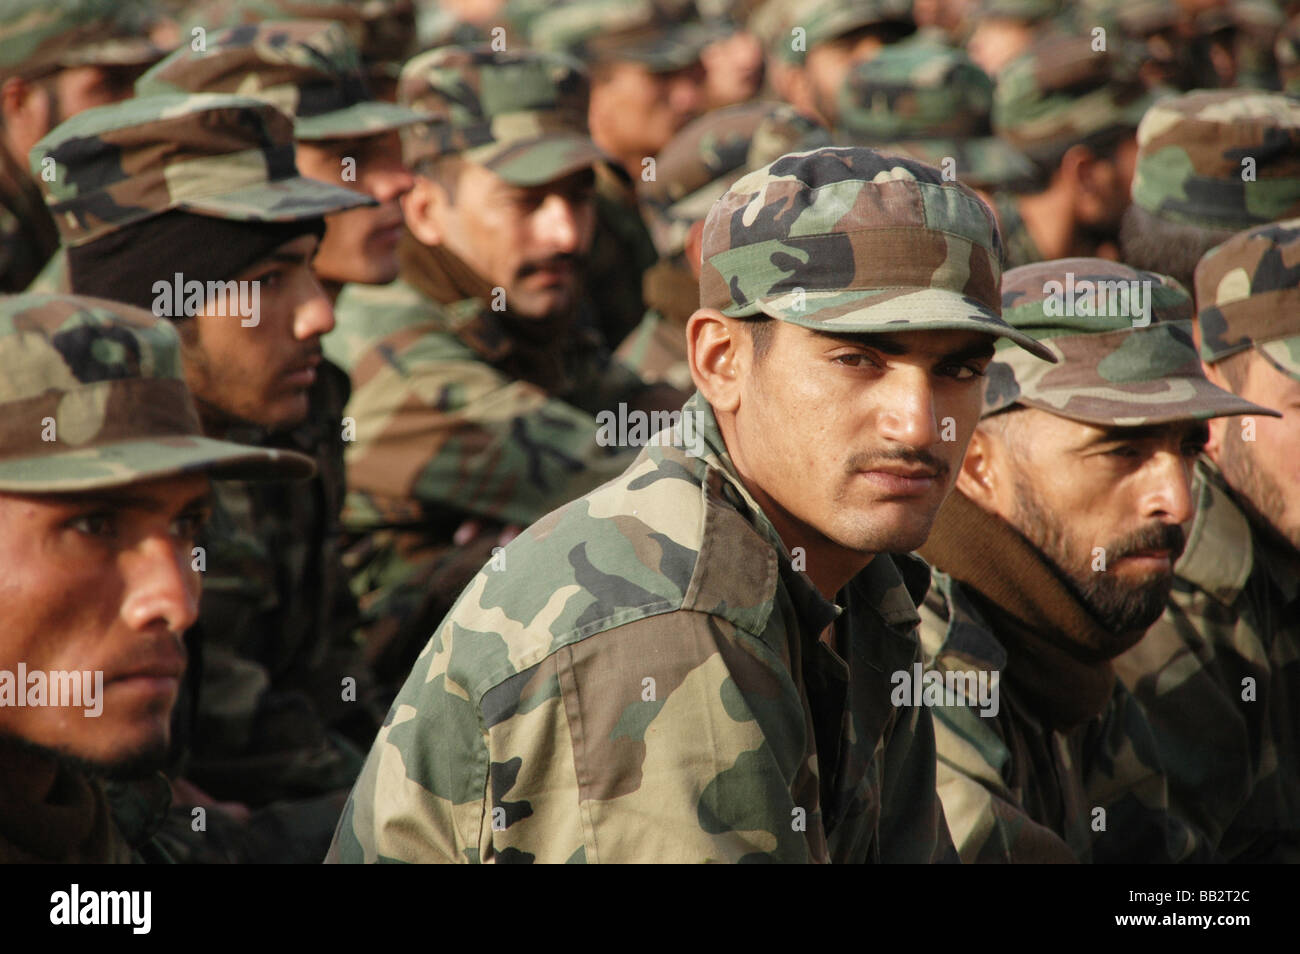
[0, 144, 59, 293]
[920, 573, 1205, 863]
[322, 274, 657, 692]
[328, 393, 957, 863]
[182, 359, 374, 804]
[1116, 459, 1300, 862]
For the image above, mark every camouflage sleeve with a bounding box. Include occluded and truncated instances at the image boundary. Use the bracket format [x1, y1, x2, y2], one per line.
[344, 343, 639, 528]
[328, 603, 828, 863]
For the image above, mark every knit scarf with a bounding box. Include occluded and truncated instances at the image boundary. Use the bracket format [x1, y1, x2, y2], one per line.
[918, 490, 1145, 729]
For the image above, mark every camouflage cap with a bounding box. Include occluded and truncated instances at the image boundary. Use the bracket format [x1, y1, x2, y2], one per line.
[750, 0, 914, 65]
[1195, 217, 1300, 381]
[835, 43, 1037, 190]
[397, 46, 606, 187]
[983, 258, 1276, 425]
[181, 0, 415, 81]
[0, 0, 167, 81]
[977, 0, 1062, 21]
[992, 31, 1153, 168]
[31, 92, 375, 249]
[1131, 90, 1300, 231]
[528, 0, 717, 73]
[639, 101, 831, 259]
[134, 20, 427, 140]
[698, 145, 1056, 361]
[1071, 0, 1178, 38]
[0, 293, 314, 492]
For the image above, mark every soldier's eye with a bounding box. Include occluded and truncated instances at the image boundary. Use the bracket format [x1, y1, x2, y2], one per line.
[938, 363, 985, 381]
[833, 352, 876, 368]
[68, 511, 118, 540]
[171, 509, 210, 541]
[1106, 446, 1141, 459]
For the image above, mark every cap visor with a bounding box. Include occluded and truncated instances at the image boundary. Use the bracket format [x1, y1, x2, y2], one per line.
[483, 135, 611, 187]
[0, 436, 315, 493]
[1258, 336, 1300, 382]
[1016, 377, 1282, 427]
[180, 175, 375, 222]
[753, 286, 1058, 363]
[295, 102, 433, 141]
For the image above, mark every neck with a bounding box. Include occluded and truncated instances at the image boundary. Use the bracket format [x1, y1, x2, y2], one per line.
[1016, 185, 1077, 261]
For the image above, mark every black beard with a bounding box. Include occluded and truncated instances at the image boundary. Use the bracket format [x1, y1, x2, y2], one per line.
[1217, 436, 1300, 560]
[1010, 475, 1184, 648]
[0, 728, 168, 782]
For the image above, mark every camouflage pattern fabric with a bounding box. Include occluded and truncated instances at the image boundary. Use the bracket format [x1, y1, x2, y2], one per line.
[1115, 459, 1300, 861]
[0, 292, 312, 490]
[1194, 216, 1300, 379]
[983, 258, 1276, 425]
[0, 137, 60, 293]
[833, 43, 1037, 193]
[181, 0, 416, 82]
[327, 392, 957, 863]
[989, 191, 1044, 270]
[1130, 90, 1300, 231]
[698, 146, 1056, 362]
[613, 262, 700, 390]
[0, 0, 164, 81]
[991, 30, 1152, 169]
[917, 555, 1205, 863]
[397, 46, 606, 186]
[748, 0, 914, 65]
[31, 93, 374, 249]
[135, 19, 427, 140]
[638, 100, 829, 261]
[977, 0, 1062, 20]
[527, 0, 716, 72]
[321, 272, 657, 698]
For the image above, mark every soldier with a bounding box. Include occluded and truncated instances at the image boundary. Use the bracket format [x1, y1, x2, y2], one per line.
[989, 31, 1153, 268]
[529, 0, 715, 346]
[621, 101, 830, 388]
[33, 93, 376, 862]
[748, 0, 916, 127]
[1118, 90, 1300, 290]
[699, 1, 766, 109]
[327, 146, 1058, 863]
[1115, 220, 1300, 861]
[324, 46, 687, 705]
[834, 43, 1037, 196]
[915, 258, 1271, 862]
[0, 0, 165, 292]
[965, 0, 1062, 76]
[0, 292, 312, 863]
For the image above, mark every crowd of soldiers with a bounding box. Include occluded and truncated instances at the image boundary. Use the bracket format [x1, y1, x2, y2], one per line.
[0, 0, 1297, 864]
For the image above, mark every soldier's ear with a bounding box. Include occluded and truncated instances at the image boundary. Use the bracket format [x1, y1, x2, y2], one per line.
[686, 308, 742, 413]
[402, 175, 447, 247]
[955, 426, 998, 506]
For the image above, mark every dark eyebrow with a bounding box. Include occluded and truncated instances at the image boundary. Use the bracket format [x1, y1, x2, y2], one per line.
[810, 330, 997, 362]
[1078, 421, 1211, 447]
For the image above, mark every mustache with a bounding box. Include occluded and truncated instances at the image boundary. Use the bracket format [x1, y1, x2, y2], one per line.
[845, 447, 951, 480]
[1108, 522, 1187, 562]
[517, 253, 583, 279]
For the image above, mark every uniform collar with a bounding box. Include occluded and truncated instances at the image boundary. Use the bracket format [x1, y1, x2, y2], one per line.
[1177, 458, 1259, 605]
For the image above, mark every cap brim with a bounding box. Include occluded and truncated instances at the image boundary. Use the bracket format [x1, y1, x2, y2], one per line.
[60, 38, 168, 69]
[0, 436, 315, 493]
[479, 134, 611, 187]
[295, 102, 433, 141]
[1258, 336, 1300, 381]
[750, 286, 1058, 362]
[1013, 378, 1282, 426]
[608, 23, 719, 72]
[180, 174, 375, 222]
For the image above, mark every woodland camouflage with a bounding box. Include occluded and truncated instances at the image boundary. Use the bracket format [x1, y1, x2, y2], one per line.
[638, 100, 829, 260]
[1195, 216, 1300, 380]
[1131, 90, 1300, 230]
[328, 393, 956, 862]
[835, 43, 1036, 191]
[528, 0, 715, 72]
[749, 0, 914, 65]
[992, 31, 1152, 168]
[0, 0, 165, 80]
[31, 93, 373, 248]
[0, 292, 312, 491]
[397, 46, 606, 186]
[699, 146, 1056, 361]
[1116, 459, 1300, 861]
[135, 19, 427, 140]
[983, 258, 1276, 425]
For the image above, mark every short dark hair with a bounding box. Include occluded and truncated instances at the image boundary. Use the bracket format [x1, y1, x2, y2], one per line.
[1118, 203, 1238, 290]
[414, 153, 466, 203]
[1211, 347, 1257, 393]
[740, 315, 776, 362]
